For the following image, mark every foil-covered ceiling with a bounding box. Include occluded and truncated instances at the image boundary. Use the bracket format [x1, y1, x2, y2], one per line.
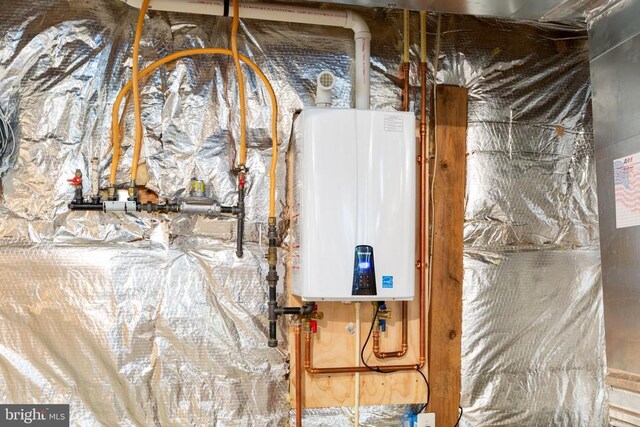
[288, 0, 600, 22]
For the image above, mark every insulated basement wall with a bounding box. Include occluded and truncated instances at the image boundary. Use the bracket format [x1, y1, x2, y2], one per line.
[449, 16, 607, 426]
[0, 1, 605, 425]
[589, 0, 640, 424]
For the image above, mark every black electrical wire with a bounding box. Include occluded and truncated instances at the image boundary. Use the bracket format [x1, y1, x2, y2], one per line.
[416, 368, 430, 413]
[360, 303, 381, 372]
[454, 406, 463, 427]
[416, 369, 431, 413]
[360, 303, 431, 413]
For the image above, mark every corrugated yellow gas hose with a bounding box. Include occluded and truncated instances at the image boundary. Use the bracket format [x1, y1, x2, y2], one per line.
[108, 48, 279, 217]
[231, 0, 247, 167]
[130, 0, 150, 186]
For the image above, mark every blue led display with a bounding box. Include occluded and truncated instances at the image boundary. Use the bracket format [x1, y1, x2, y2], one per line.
[352, 245, 377, 296]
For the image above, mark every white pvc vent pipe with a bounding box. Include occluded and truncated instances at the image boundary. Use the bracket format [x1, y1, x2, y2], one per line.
[316, 70, 336, 107]
[119, 0, 372, 109]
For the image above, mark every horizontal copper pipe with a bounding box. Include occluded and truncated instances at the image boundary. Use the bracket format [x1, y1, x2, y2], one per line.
[307, 365, 419, 374]
[304, 331, 419, 374]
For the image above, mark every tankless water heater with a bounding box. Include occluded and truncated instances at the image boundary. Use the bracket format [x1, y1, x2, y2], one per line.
[291, 108, 416, 301]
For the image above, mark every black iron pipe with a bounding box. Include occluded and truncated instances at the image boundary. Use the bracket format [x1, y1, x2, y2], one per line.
[275, 304, 315, 316]
[267, 264, 279, 347]
[236, 186, 245, 258]
[140, 202, 180, 213]
[73, 186, 83, 204]
[70, 200, 236, 215]
[267, 219, 280, 348]
[68, 203, 103, 211]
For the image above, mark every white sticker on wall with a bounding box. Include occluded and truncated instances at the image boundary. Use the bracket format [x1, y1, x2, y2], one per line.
[614, 152, 640, 228]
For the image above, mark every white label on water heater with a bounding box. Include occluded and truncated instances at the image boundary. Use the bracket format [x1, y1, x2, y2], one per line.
[384, 114, 403, 132]
[614, 152, 640, 228]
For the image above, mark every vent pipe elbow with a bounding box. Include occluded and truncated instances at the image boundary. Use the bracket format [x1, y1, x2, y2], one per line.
[315, 71, 336, 108]
[344, 10, 371, 40]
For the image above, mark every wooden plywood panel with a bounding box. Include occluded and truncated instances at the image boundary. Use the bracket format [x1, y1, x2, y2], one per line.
[427, 85, 468, 425]
[288, 296, 427, 408]
[306, 301, 425, 407]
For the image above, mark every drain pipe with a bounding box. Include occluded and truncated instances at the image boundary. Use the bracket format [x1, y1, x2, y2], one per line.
[119, 0, 371, 109]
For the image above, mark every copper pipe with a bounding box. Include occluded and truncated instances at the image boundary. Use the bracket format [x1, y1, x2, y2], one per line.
[402, 300, 409, 351]
[373, 64, 426, 361]
[372, 58, 412, 361]
[419, 61, 427, 367]
[372, 301, 408, 359]
[372, 329, 380, 355]
[304, 330, 419, 374]
[401, 62, 410, 111]
[372, 60, 413, 361]
[295, 324, 303, 426]
[420, 63, 427, 137]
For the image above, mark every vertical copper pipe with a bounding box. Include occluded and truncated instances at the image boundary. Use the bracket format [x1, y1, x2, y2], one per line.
[372, 48, 412, 360]
[402, 300, 408, 353]
[419, 61, 427, 366]
[372, 329, 381, 356]
[402, 62, 410, 111]
[295, 325, 302, 426]
[304, 331, 311, 370]
[420, 63, 427, 137]
[374, 61, 422, 362]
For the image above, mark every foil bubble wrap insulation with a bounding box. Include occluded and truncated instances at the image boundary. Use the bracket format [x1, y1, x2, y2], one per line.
[0, 1, 605, 426]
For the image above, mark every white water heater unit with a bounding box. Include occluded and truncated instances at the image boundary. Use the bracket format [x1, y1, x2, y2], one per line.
[291, 108, 416, 301]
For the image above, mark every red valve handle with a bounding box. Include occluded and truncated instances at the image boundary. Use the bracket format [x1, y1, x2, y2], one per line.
[310, 320, 318, 334]
[67, 176, 82, 186]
